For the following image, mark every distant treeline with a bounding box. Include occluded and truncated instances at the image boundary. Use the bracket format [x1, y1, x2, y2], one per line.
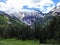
[0, 15, 60, 44]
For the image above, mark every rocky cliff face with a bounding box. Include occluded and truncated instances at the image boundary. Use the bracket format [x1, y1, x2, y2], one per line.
[0, 5, 60, 25]
[49, 5, 60, 16]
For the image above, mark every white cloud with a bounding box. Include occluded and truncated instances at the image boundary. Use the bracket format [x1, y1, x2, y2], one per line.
[57, 2, 60, 6]
[0, 0, 55, 13]
[34, 0, 55, 13]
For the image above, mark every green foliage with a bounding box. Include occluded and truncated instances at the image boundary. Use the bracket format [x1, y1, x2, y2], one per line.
[0, 39, 39, 45]
[0, 14, 60, 44]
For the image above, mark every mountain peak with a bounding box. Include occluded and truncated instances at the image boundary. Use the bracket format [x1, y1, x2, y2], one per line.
[48, 5, 60, 16]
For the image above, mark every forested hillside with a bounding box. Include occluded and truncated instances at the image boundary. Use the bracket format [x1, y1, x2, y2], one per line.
[0, 12, 60, 44]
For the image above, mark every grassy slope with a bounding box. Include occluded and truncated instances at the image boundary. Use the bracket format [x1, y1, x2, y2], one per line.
[0, 39, 39, 45]
[0, 14, 24, 27]
[0, 39, 59, 45]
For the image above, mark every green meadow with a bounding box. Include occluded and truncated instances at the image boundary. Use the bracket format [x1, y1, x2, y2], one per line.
[0, 38, 39, 45]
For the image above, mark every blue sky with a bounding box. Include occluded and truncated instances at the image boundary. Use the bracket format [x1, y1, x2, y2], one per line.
[53, 0, 60, 4]
[0, 0, 7, 3]
[0, 0, 60, 13]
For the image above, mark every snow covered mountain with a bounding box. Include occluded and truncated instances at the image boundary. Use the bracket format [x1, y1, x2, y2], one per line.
[49, 5, 60, 16]
[0, 5, 60, 25]
[2, 10, 44, 25]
